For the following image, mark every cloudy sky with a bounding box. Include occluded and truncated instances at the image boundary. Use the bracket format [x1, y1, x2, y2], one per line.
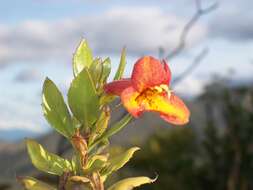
[0, 0, 253, 140]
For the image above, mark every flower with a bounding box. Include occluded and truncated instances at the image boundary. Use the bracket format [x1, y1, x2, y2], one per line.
[105, 56, 190, 125]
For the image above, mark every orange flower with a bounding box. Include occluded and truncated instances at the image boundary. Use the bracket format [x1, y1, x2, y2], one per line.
[105, 56, 190, 125]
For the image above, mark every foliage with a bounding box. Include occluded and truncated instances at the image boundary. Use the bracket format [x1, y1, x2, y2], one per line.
[127, 128, 200, 190]
[19, 40, 156, 190]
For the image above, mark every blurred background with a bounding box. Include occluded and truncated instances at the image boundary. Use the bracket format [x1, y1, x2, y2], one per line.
[1, 0, 253, 189]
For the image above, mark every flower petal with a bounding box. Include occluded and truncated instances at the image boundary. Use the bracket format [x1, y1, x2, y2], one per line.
[139, 92, 190, 125]
[121, 86, 144, 117]
[131, 56, 171, 92]
[159, 94, 190, 125]
[104, 79, 132, 96]
[162, 59, 171, 85]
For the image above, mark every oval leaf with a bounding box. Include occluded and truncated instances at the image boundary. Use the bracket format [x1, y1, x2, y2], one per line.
[18, 176, 56, 190]
[101, 147, 140, 178]
[73, 39, 93, 76]
[84, 155, 108, 173]
[108, 176, 156, 190]
[26, 139, 72, 176]
[42, 78, 74, 138]
[89, 58, 103, 87]
[89, 106, 110, 144]
[68, 68, 100, 127]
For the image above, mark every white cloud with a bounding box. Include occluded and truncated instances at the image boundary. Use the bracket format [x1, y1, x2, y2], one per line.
[174, 76, 206, 97]
[0, 6, 207, 65]
[0, 120, 45, 133]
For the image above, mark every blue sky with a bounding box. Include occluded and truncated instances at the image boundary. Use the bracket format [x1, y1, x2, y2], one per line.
[0, 0, 253, 140]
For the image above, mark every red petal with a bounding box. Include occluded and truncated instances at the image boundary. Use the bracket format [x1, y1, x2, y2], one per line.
[121, 86, 144, 117]
[131, 56, 171, 92]
[104, 79, 132, 96]
[162, 59, 171, 85]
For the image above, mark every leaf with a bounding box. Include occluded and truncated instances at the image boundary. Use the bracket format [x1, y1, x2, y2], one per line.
[73, 39, 93, 76]
[18, 176, 56, 190]
[101, 147, 140, 178]
[100, 57, 111, 83]
[65, 176, 91, 190]
[89, 114, 132, 151]
[99, 94, 116, 106]
[84, 155, 108, 173]
[108, 176, 156, 190]
[114, 47, 126, 80]
[68, 176, 90, 183]
[89, 106, 110, 144]
[89, 58, 103, 86]
[95, 139, 110, 155]
[68, 68, 100, 127]
[71, 156, 78, 175]
[71, 155, 82, 175]
[86, 155, 108, 169]
[89, 58, 111, 93]
[42, 78, 74, 138]
[26, 139, 72, 176]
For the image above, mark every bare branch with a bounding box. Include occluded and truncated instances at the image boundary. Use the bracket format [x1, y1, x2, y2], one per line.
[164, 0, 218, 60]
[172, 48, 209, 86]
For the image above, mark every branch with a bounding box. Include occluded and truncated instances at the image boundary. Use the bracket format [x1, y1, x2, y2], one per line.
[164, 0, 218, 60]
[172, 48, 209, 86]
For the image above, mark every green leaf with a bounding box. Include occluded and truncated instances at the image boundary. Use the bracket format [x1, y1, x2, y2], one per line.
[42, 78, 74, 138]
[26, 139, 72, 176]
[101, 147, 140, 178]
[89, 58, 111, 92]
[86, 155, 108, 169]
[84, 155, 108, 173]
[89, 58, 103, 86]
[89, 114, 132, 151]
[89, 106, 110, 144]
[71, 155, 83, 175]
[99, 94, 116, 106]
[19, 176, 56, 190]
[114, 47, 126, 80]
[73, 39, 93, 76]
[68, 68, 100, 127]
[95, 139, 110, 155]
[71, 155, 78, 175]
[108, 176, 156, 190]
[100, 57, 111, 83]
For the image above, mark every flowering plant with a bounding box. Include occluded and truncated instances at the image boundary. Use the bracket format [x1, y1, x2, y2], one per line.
[19, 39, 190, 190]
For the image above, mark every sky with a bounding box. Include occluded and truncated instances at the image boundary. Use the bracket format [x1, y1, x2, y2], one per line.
[0, 0, 253, 140]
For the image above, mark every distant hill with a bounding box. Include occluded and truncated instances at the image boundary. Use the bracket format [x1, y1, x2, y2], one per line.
[0, 129, 42, 142]
[0, 131, 63, 190]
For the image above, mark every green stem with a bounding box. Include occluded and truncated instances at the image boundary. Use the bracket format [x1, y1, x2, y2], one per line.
[88, 114, 133, 153]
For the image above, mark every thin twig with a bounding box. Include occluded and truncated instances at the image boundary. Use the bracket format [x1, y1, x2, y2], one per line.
[164, 0, 218, 60]
[172, 48, 209, 86]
